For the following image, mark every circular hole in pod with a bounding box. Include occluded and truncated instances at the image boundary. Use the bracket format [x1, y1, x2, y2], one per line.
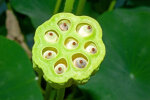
[44, 30, 58, 42]
[42, 47, 57, 59]
[57, 19, 71, 31]
[76, 23, 93, 37]
[54, 58, 67, 74]
[64, 37, 78, 49]
[72, 53, 88, 68]
[84, 41, 97, 54]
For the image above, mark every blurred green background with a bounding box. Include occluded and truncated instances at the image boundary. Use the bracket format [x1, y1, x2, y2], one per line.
[0, 0, 150, 100]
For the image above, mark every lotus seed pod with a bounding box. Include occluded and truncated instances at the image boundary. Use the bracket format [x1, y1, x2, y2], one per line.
[32, 13, 106, 89]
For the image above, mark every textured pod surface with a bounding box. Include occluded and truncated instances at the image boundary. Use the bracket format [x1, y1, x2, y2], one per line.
[32, 13, 105, 89]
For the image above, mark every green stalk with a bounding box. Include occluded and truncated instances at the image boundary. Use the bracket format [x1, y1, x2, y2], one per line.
[49, 90, 56, 100]
[56, 88, 65, 100]
[37, 74, 45, 95]
[6, 2, 12, 10]
[38, 74, 42, 85]
[64, 0, 75, 12]
[45, 83, 52, 100]
[108, 0, 116, 11]
[76, 0, 86, 15]
[53, 0, 62, 14]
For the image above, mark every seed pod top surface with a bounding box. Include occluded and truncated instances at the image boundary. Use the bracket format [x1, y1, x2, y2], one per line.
[32, 13, 105, 89]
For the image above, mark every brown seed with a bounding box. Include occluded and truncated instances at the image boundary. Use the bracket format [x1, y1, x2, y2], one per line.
[63, 23, 67, 26]
[72, 42, 76, 45]
[58, 67, 62, 71]
[48, 52, 52, 56]
[87, 25, 91, 29]
[80, 60, 83, 64]
[49, 32, 53, 36]
[92, 48, 95, 52]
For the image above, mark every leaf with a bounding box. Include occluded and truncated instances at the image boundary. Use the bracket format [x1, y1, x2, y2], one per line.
[0, 11, 6, 36]
[88, 0, 112, 14]
[0, 26, 6, 36]
[127, 0, 150, 7]
[80, 7, 150, 100]
[0, 36, 43, 100]
[115, 0, 126, 8]
[10, 0, 56, 28]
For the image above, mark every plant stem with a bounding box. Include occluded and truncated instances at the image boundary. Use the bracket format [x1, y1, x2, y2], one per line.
[76, 0, 86, 15]
[108, 0, 116, 11]
[37, 74, 45, 95]
[53, 0, 62, 14]
[45, 83, 52, 100]
[49, 89, 56, 100]
[56, 88, 65, 100]
[38, 74, 42, 85]
[64, 0, 75, 12]
[6, 2, 12, 10]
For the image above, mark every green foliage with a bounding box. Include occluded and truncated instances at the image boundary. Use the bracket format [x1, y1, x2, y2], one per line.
[127, 0, 150, 7]
[0, 36, 43, 100]
[0, 0, 150, 99]
[80, 7, 150, 100]
[0, 26, 6, 36]
[10, 0, 56, 28]
[0, 12, 6, 36]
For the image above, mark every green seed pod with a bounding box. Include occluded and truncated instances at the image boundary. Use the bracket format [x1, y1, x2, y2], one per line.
[32, 13, 106, 89]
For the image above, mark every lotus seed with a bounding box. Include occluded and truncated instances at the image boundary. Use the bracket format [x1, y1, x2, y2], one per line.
[58, 20, 70, 31]
[55, 64, 66, 74]
[43, 50, 56, 59]
[86, 44, 97, 54]
[77, 24, 92, 37]
[73, 57, 87, 68]
[44, 31, 58, 42]
[65, 39, 78, 49]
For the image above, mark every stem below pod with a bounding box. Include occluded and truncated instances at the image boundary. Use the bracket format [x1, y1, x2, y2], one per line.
[56, 88, 65, 100]
[45, 83, 52, 100]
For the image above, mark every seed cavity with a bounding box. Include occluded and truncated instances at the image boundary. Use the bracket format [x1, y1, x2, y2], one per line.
[42, 47, 57, 59]
[85, 41, 97, 54]
[43, 50, 56, 59]
[55, 64, 66, 74]
[44, 30, 58, 42]
[58, 19, 70, 31]
[72, 53, 88, 68]
[54, 58, 67, 74]
[76, 24, 92, 37]
[65, 37, 78, 49]
[73, 57, 87, 68]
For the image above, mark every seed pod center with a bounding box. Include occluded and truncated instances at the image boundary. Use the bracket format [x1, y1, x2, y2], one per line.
[65, 38, 78, 49]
